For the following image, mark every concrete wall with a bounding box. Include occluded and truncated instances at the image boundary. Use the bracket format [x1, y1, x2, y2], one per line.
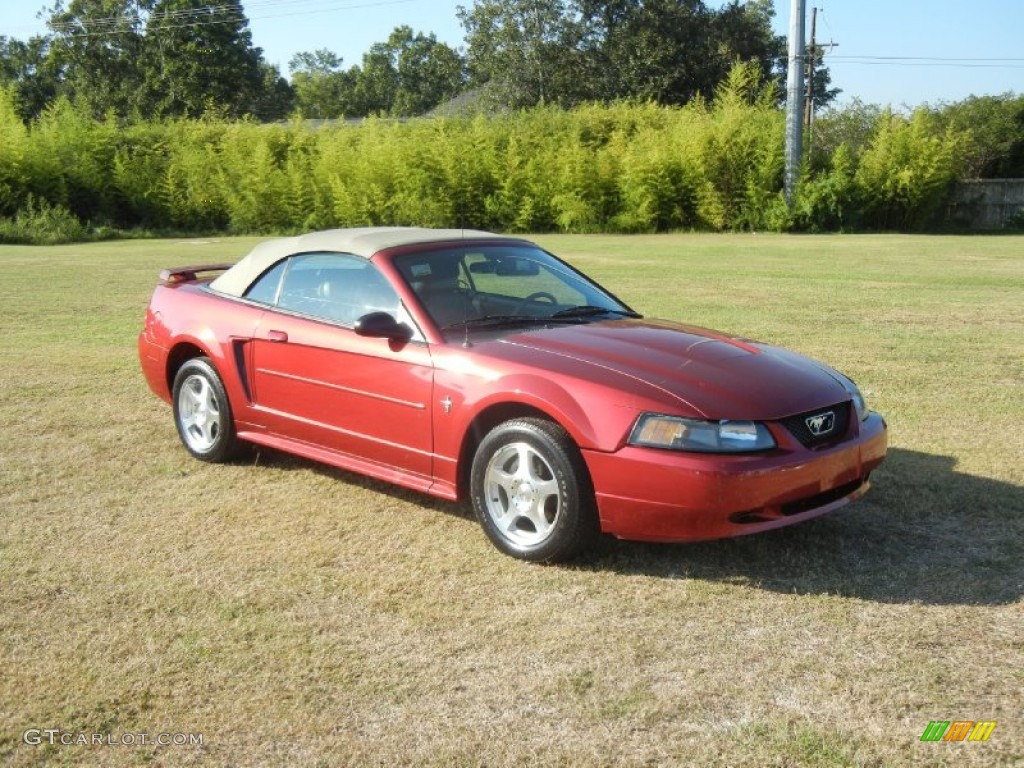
[948, 179, 1024, 229]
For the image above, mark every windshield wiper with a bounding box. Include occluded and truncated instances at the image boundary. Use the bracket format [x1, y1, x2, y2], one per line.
[441, 314, 547, 331]
[548, 305, 642, 320]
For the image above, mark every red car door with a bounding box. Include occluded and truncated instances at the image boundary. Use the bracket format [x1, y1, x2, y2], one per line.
[249, 253, 434, 481]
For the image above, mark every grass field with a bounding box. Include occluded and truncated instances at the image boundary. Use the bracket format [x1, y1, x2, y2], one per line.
[1, 233, 1021, 767]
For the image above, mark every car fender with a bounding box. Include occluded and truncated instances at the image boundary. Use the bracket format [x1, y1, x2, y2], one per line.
[438, 369, 637, 458]
[168, 326, 261, 417]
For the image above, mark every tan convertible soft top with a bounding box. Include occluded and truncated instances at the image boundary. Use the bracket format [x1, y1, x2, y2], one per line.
[209, 227, 514, 297]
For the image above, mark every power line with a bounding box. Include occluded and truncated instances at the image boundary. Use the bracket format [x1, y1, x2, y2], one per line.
[828, 57, 1024, 70]
[42, 2, 245, 33]
[830, 56, 1024, 62]
[12, 0, 416, 39]
[11, 2, 1024, 74]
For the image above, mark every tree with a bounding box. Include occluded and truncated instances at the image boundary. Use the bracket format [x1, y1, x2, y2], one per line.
[807, 48, 841, 112]
[44, 0, 151, 116]
[810, 98, 883, 168]
[140, 0, 267, 118]
[712, 0, 784, 86]
[252, 61, 294, 121]
[355, 38, 401, 115]
[290, 48, 344, 75]
[459, 0, 791, 108]
[390, 28, 466, 116]
[577, 0, 720, 104]
[37, 0, 291, 119]
[289, 49, 353, 119]
[357, 27, 466, 116]
[0, 35, 59, 120]
[934, 94, 1024, 178]
[291, 30, 466, 119]
[458, 0, 586, 108]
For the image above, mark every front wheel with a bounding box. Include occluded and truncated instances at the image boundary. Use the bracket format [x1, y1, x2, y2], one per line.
[470, 418, 598, 562]
[171, 357, 242, 462]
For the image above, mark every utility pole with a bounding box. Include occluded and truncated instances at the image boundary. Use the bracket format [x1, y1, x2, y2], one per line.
[784, 0, 806, 206]
[805, 7, 817, 134]
[804, 9, 838, 158]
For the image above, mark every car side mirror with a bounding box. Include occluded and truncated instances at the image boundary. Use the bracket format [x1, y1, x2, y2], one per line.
[354, 311, 412, 341]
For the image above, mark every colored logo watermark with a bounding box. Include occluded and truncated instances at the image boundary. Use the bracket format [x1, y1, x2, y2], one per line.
[920, 721, 996, 742]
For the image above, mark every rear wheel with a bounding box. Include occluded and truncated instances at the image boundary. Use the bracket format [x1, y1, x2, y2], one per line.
[470, 417, 597, 562]
[172, 357, 242, 462]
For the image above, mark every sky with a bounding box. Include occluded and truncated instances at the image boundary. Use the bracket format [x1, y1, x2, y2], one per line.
[2, 0, 1022, 108]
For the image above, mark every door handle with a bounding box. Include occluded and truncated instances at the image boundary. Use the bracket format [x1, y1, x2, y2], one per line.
[267, 330, 288, 343]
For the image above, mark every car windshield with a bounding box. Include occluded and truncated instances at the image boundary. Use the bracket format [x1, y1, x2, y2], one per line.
[392, 244, 638, 333]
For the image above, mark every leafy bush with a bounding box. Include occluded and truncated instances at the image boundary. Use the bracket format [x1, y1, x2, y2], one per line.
[695, 63, 786, 231]
[0, 71, 1009, 240]
[792, 145, 860, 232]
[0, 194, 87, 244]
[159, 121, 230, 231]
[931, 93, 1024, 178]
[0, 87, 31, 218]
[854, 109, 968, 230]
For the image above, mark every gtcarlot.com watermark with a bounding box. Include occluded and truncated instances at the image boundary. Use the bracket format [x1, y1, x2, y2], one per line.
[23, 729, 203, 747]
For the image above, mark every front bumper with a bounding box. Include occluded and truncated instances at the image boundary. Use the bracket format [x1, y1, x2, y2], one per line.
[583, 412, 888, 542]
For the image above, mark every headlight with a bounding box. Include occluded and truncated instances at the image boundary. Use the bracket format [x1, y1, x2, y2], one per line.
[629, 414, 775, 453]
[834, 372, 869, 421]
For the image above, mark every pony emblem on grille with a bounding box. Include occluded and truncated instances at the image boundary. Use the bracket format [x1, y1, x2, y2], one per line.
[805, 411, 836, 436]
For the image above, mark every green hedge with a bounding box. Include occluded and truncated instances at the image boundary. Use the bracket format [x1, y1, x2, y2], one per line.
[0, 67, 978, 243]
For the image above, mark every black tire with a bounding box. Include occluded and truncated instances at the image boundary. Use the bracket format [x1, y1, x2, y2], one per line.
[171, 357, 242, 463]
[470, 417, 598, 562]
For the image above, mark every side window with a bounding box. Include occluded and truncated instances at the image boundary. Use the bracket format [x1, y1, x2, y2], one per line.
[273, 252, 401, 326]
[244, 260, 286, 305]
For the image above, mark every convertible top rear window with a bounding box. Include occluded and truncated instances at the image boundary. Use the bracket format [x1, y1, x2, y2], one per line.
[244, 261, 286, 304]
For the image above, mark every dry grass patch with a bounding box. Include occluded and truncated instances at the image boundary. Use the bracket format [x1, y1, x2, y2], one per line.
[1, 234, 1021, 766]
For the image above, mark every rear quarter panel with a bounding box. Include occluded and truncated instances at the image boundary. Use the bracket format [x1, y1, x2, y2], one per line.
[139, 282, 263, 417]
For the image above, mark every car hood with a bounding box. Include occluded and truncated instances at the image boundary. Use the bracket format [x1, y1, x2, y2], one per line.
[485, 318, 851, 420]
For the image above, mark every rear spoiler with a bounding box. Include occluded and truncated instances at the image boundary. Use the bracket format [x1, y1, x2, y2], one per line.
[158, 263, 234, 284]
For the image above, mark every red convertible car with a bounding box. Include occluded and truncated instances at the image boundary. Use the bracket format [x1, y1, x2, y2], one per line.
[139, 228, 887, 561]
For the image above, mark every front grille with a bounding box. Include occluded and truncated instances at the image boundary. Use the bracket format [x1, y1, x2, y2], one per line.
[779, 479, 865, 516]
[779, 401, 851, 448]
[728, 478, 868, 524]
